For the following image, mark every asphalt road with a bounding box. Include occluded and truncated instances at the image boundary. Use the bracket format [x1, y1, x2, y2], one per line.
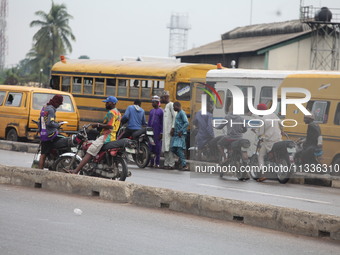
[1, 184, 339, 255]
[1, 149, 340, 217]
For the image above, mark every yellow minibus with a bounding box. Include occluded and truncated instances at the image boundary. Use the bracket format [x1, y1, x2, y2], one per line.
[0, 85, 80, 141]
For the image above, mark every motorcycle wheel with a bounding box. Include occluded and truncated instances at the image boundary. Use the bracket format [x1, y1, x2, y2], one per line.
[54, 156, 80, 173]
[132, 142, 150, 168]
[276, 158, 290, 184]
[235, 161, 249, 181]
[249, 155, 260, 180]
[111, 157, 128, 181]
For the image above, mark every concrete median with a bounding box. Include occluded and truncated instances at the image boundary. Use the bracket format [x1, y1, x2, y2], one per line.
[1, 140, 340, 188]
[0, 164, 339, 241]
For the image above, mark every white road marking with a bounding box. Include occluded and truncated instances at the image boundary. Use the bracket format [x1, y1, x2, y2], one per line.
[198, 183, 331, 205]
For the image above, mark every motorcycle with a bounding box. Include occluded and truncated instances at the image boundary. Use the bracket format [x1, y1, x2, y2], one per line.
[31, 120, 77, 170]
[117, 124, 155, 168]
[54, 124, 136, 181]
[219, 138, 251, 181]
[294, 138, 323, 165]
[249, 135, 296, 184]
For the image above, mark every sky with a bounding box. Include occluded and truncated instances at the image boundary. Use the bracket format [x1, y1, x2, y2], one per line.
[5, 0, 340, 67]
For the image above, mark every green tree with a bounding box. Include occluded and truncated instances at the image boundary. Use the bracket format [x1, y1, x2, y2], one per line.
[29, 1, 75, 74]
[78, 55, 90, 59]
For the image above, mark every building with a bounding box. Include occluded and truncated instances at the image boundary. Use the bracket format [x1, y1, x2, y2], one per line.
[175, 19, 340, 71]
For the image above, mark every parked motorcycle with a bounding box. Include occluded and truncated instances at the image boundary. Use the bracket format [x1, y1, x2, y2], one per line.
[219, 138, 251, 181]
[117, 125, 155, 168]
[31, 121, 76, 170]
[249, 136, 296, 184]
[54, 124, 136, 181]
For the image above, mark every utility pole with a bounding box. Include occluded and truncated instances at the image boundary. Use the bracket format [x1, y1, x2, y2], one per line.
[0, 0, 8, 70]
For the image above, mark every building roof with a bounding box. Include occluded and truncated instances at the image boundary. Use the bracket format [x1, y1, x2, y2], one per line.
[176, 20, 312, 57]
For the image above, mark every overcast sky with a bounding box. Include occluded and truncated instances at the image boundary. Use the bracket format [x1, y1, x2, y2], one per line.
[5, 0, 340, 67]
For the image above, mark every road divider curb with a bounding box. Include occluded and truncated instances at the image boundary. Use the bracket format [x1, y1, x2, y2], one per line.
[1, 164, 339, 241]
[0, 140, 38, 153]
[1, 140, 340, 188]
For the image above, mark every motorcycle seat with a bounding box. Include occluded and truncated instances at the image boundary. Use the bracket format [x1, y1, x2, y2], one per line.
[101, 138, 130, 151]
[131, 128, 146, 139]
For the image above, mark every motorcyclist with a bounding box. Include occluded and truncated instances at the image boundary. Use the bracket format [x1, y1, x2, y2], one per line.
[215, 106, 247, 165]
[296, 114, 323, 164]
[254, 103, 283, 182]
[120, 99, 147, 138]
[38, 95, 64, 169]
[67, 96, 121, 174]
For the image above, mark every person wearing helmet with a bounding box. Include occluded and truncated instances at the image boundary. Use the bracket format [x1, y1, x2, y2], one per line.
[67, 96, 121, 174]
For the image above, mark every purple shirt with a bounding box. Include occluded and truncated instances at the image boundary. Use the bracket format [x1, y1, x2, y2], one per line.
[148, 107, 164, 138]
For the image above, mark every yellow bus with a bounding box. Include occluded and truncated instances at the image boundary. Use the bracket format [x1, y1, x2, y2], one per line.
[196, 69, 340, 175]
[0, 85, 79, 141]
[50, 59, 216, 126]
[281, 72, 340, 174]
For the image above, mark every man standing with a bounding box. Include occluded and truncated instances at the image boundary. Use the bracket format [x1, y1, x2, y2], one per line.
[38, 94, 64, 169]
[171, 102, 189, 170]
[160, 91, 176, 169]
[120, 99, 147, 138]
[192, 102, 214, 152]
[68, 96, 121, 174]
[148, 95, 163, 168]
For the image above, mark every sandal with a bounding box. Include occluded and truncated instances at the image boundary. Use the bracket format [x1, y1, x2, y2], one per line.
[181, 166, 189, 171]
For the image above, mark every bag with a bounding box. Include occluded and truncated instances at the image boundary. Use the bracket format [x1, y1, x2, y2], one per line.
[39, 107, 58, 142]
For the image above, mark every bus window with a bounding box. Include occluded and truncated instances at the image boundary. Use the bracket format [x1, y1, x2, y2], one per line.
[62, 77, 71, 92]
[95, 78, 104, 95]
[84, 77, 93, 95]
[72, 77, 82, 93]
[312, 101, 330, 124]
[5, 93, 22, 107]
[225, 86, 255, 114]
[216, 90, 224, 109]
[0, 91, 5, 105]
[334, 103, 340, 125]
[260, 87, 273, 105]
[50, 76, 60, 90]
[141, 80, 152, 98]
[58, 95, 75, 112]
[32, 93, 50, 110]
[129, 79, 139, 98]
[153, 80, 164, 96]
[176, 83, 191, 101]
[118, 79, 127, 96]
[106, 78, 116, 96]
[225, 90, 232, 113]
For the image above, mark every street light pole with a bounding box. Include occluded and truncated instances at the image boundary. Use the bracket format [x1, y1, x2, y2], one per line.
[39, 69, 43, 87]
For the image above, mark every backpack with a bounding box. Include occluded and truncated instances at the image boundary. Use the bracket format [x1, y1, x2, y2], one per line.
[39, 106, 58, 142]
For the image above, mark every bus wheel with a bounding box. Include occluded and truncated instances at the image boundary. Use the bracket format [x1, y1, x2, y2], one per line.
[331, 157, 340, 176]
[6, 129, 18, 141]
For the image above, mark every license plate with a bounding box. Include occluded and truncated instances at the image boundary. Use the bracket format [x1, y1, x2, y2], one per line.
[287, 147, 296, 153]
[146, 131, 154, 136]
[149, 137, 155, 145]
[126, 148, 136, 154]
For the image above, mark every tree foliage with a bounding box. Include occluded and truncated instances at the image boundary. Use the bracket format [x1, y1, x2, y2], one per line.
[2, 2, 75, 87]
[30, 1, 75, 66]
